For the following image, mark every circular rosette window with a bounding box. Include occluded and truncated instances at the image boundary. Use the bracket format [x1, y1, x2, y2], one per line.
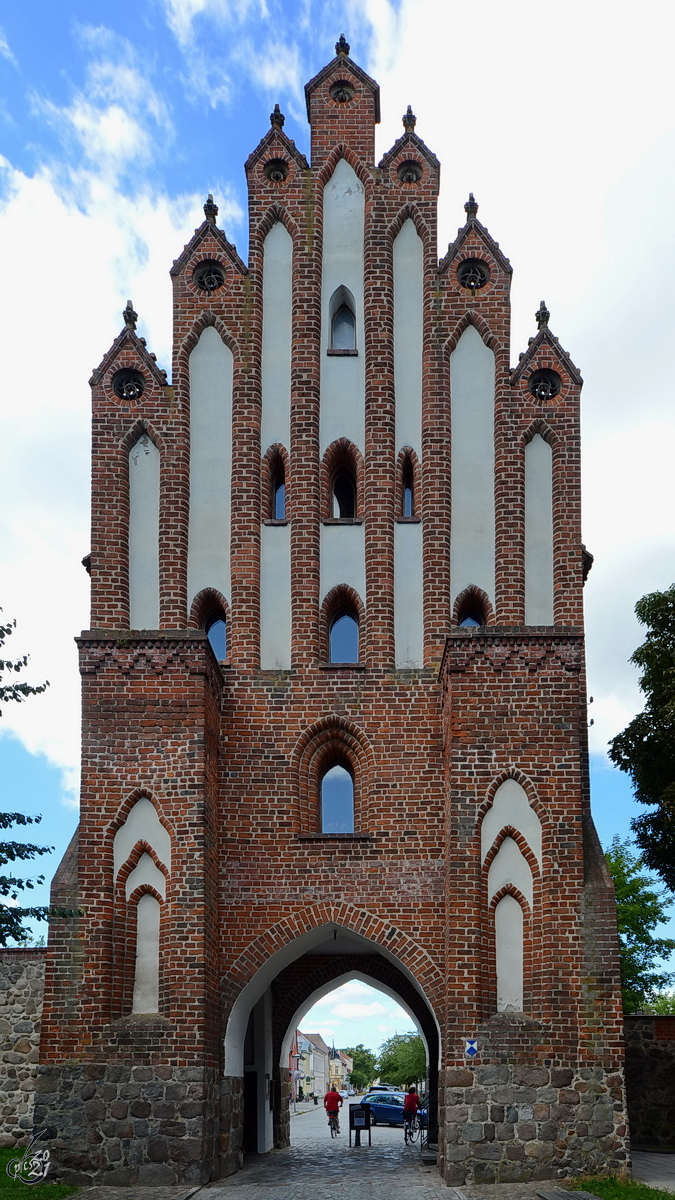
[457, 259, 490, 291]
[263, 158, 289, 183]
[193, 261, 225, 293]
[112, 368, 145, 402]
[397, 160, 423, 184]
[529, 368, 561, 402]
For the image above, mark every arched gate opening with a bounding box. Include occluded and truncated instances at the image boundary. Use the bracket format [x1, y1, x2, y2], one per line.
[221, 920, 442, 1172]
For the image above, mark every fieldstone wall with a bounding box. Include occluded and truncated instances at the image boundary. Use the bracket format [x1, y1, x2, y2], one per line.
[624, 1015, 675, 1149]
[441, 1062, 629, 1185]
[0, 949, 46, 1147]
[219, 1077, 243, 1177]
[33, 1062, 221, 1186]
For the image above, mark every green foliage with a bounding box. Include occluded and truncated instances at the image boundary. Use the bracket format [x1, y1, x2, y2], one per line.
[0, 1147, 77, 1198]
[377, 1031, 426, 1089]
[569, 1176, 675, 1200]
[0, 614, 53, 946]
[342, 1043, 377, 1092]
[608, 584, 675, 890]
[641, 990, 675, 1014]
[605, 835, 675, 1012]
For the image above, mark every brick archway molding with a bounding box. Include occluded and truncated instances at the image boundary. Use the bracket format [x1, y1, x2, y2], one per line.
[222, 907, 444, 1075]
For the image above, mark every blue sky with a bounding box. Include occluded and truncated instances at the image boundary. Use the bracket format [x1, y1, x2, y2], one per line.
[1, 0, 674, 1013]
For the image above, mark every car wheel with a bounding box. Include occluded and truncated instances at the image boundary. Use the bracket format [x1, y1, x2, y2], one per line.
[370, 1116, 377, 1126]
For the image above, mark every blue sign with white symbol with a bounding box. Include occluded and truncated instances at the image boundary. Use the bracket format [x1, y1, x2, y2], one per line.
[465, 1039, 478, 1057]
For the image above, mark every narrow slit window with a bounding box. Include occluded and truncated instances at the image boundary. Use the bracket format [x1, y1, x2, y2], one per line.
[332, 471, 356, 519]
[329, 611, 359, 663]
[269, 456, 286, 520]
[331, 305, 356, 351]
[321, 764, 354, 833]
[206, 616, 227, 660]
[402, 457, 414, 518]
[274, 479, 286, 519]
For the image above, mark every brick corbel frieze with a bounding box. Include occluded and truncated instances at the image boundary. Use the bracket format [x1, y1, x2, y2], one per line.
[77, 630, 224, 692]
[439, 627, 583, 684]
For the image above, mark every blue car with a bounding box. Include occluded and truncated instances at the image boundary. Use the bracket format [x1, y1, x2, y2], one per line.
[360, 1091, 428, 1127]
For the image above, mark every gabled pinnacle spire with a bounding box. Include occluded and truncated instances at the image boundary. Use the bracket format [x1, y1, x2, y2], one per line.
[270, 103, 285, 128]
[123, 300, 137, 330]
[403, 105, 416, 131]
[464, 193, 478, 220]
[335, 33, 350, 56]
[536, 300, 550, 330]
[203, 193, 218, 224]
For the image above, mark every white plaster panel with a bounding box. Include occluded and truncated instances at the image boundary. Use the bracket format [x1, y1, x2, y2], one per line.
[481, 779, 542, 867]
[128, 435, 160, 629]
[487, 836, 532, 908]
[261, 222, 292, 450]
[125, 852, 166, 901]
[320, 523, 365, 603]
[188, 327, 233, 605]
[132, 892, 160, 1013]
[525, 434, 554, 625]
[450, 326, 495, 605]
[495, 893, 524, 1012]
[260, 523, 291, 669]
[394, 220, 423, 455]
[113, 797, 171, 878]
[394, 521, 424, 667]
[320, 159, 365, 453]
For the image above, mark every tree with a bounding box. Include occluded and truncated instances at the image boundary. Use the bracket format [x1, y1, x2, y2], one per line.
[604, 835, 675, 1012]
[608, 584, 675, 889]
[641, 991, 675, 1014]
[377, 1032, 426, 1089]
[1, 612, 53, 946]
[342, 1043, 377, 1092]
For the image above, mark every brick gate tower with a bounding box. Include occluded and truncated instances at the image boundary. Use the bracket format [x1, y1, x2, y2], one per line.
[37, 38, 629, 1187]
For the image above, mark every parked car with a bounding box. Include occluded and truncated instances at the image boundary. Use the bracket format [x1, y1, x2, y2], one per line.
[360, 1090, 428, 1127]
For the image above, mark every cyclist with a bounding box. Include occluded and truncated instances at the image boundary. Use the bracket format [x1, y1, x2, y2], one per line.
[323, 1084, 343, 1134]
[402, 1086, 420, 1137]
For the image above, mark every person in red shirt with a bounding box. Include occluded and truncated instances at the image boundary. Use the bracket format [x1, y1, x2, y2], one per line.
[402, 1086, 420, 1132]
[324, 1085, 343, 1133]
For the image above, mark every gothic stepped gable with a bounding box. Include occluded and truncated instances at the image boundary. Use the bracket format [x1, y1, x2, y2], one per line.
[35, 36, 628, 1188]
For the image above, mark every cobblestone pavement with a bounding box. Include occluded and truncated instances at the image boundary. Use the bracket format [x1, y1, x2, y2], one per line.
[74, 1109, 675, 1200]
[631, 1151, 675, 1193]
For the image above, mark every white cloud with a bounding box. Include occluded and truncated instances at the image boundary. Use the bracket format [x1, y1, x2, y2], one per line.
[32, 31, 173, 175]
[0, 26, 17, 66]
[0, 149, 241, 807]
[163, 0, 266, 49]
[331, 1002, 390, 1019]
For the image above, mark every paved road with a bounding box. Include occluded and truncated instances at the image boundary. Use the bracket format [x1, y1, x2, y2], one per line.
[202, 1100, 445, 1198]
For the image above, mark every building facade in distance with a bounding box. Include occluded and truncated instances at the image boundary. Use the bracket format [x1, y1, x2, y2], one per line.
[36, 37, 628, 1187]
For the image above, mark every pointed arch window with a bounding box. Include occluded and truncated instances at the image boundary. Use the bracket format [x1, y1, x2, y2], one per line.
[270, 456, 286, 520]
[331, 305, 356, 351]
[321, 763, 354, 833]
[332, 470, 356, 519]
[206, 614, 227, 660]
[328, 286, 357, 354]
[329, 610, 359, 663]
[402, 455, 415, 518]
[456, 587, 489, 628]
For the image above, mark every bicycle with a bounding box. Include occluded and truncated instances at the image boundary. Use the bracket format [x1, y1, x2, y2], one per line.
[403, 1112, 421, 1144]
[328, 1112, 340, 1137]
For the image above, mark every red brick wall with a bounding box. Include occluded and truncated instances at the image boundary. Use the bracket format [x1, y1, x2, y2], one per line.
[37, 42, 626, 1187]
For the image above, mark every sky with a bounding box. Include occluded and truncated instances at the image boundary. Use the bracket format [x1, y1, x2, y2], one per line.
[1, 0, 674, 998]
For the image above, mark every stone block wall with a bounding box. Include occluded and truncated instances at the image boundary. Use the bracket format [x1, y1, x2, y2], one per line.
[624, 1015, 675, 1149]
[0, 949, 46, 1147]
[442, 1060, 628, 1185]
